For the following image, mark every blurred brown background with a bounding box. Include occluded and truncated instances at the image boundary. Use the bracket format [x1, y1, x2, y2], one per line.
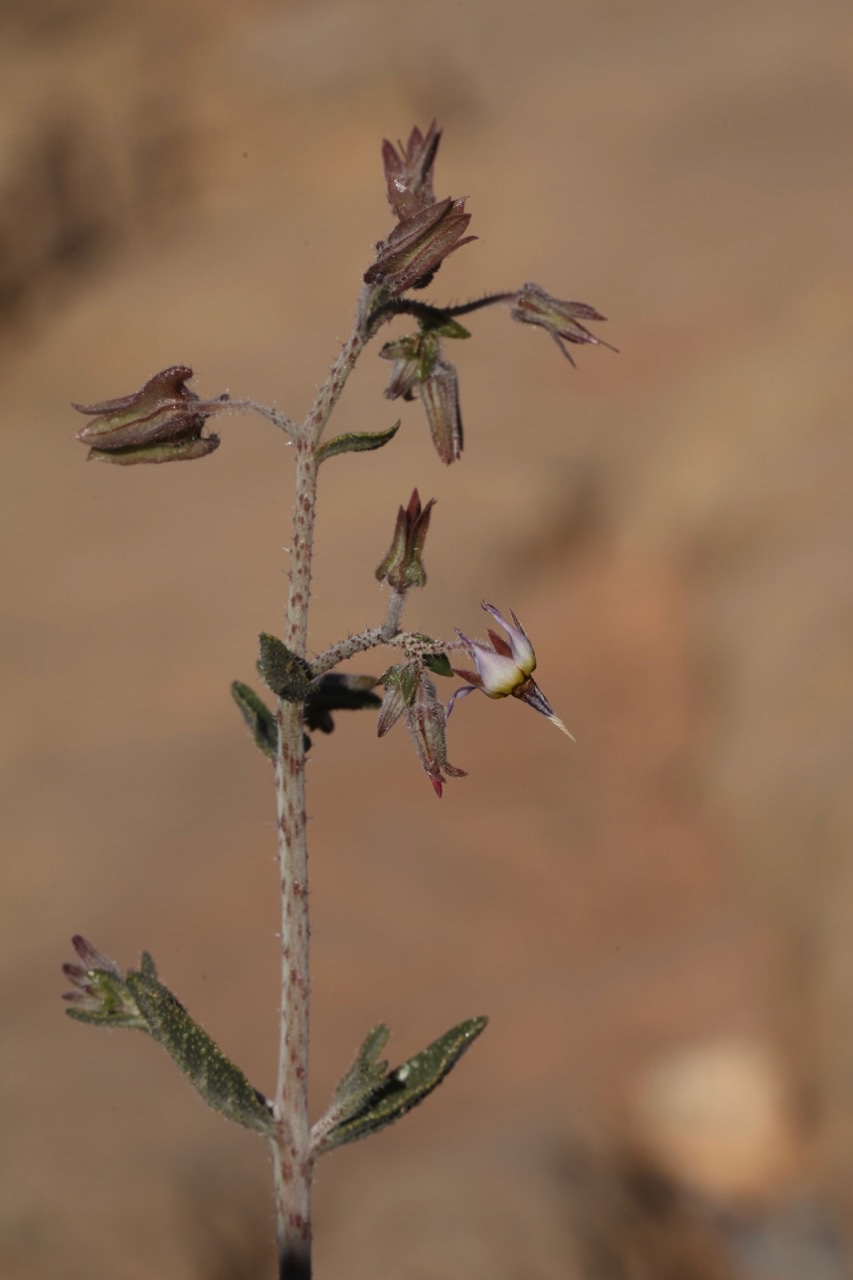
[2, 0, 852, 1276]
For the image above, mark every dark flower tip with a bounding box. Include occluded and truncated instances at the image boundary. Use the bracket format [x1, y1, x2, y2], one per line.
[382, 121, 442, 221]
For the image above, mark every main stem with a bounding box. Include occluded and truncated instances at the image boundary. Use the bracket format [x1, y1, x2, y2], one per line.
[270, 294, 375, 1279]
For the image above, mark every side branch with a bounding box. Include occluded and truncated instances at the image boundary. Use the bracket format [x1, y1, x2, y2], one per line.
[311, 627, 461, 678]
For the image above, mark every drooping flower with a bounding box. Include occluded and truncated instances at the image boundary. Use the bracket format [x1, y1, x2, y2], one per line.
[417, 358, 463, 465]
[379, 334, 464, 465]
[378, 661, 466, 797]
[448, 602, 573, 737]
[73, 366, 221, 465]
[509, 283, 617, 366]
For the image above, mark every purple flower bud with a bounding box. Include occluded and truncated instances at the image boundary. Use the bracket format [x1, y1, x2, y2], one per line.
[381, 120, 442, 221]
[375, 489, 435, 591]
[449, 602, 572, 737]
[510, 283, 617, 366]
[74, 366, 221, 464]
[364, 197, 476, 296]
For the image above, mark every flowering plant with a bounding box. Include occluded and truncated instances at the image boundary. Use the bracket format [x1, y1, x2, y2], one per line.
[62, 122, 611, 1277]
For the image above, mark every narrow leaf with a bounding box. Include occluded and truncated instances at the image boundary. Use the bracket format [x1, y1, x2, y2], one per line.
[125, 969, 274, 1135]
[314, 1016, 487, 1155]
[311, 1024, 391, 1148]
[317, 420, 400, 464]
[231, 680, 278, 759]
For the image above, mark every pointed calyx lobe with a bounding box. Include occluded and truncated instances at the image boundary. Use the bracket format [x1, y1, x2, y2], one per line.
[73, 366, 221, 464]
[382, 120, 442, 220]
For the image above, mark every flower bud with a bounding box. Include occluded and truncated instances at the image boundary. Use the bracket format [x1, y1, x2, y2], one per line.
[375, 489, 435, 591]
[73, 366, 220, 464]
[381, 120, 442, 221]
[364, 196, 475, 295]
[510, 283, 616, 365]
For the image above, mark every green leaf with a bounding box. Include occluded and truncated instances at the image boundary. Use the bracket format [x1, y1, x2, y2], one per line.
[125, 968, 274, 1135]
[231, 680, 278, 759]
[257, 634, 313, 702]
[317, 420, 400, 464]
[313, 1016, 487, 1156]
[422, 652, 453, 678]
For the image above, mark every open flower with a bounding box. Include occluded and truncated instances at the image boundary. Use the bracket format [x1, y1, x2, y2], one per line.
[448, 602, 572, 737]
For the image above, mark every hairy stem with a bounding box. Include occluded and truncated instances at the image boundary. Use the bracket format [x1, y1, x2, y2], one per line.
[270, 290, 378, 1277]
[311, 627, 460, 678]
